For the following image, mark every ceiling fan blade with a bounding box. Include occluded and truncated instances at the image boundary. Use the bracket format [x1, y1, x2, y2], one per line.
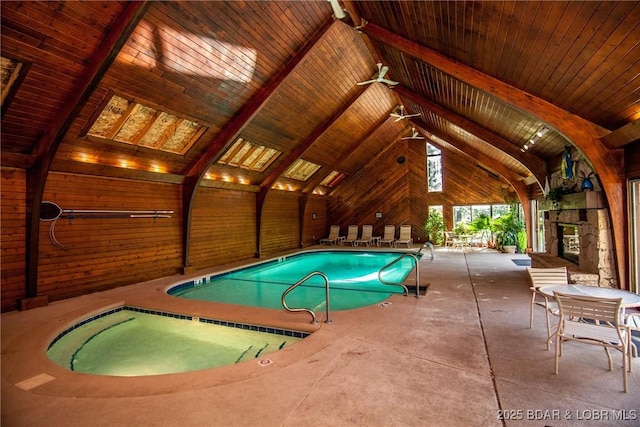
[406, 113, 421, 118]
[378, 65, 389, 78]
[328, 0, 346, 19]
[380, 78, 399, 85]
[394, 116, 404, 122]
[357, 79, 376, 86]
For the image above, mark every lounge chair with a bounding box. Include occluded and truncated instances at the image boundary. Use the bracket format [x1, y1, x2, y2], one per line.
[379, 225, 396, 247]
[354, 225, 374, 247]
[341, 225, 359, 246]
[319, 225, 342, 245]
[394, 225, 413, 247]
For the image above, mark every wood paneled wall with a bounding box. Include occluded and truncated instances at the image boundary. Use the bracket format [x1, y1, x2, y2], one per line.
[260, 191, 301, 255]
[302, 195, 328, 246]
[1, 168, 27, 312]
[189, 188, 256, 269]
[329, 141, 511, 241]
[36, 173, 182, 302]
[330, 141, 416, 240]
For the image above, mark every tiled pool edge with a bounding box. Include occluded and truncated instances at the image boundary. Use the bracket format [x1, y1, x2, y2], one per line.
[48, 305, 310, 350]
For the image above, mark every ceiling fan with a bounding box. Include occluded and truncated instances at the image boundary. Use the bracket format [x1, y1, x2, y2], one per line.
[390, 105, 421, 122]
[357, 63, 399, 87]
[401, 127, 425, 140]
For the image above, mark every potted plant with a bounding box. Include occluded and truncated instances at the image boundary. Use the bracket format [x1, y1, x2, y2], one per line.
[493, 209, 525, 253]
[470, 212, 492, 247]
[424, 210, 445, 245]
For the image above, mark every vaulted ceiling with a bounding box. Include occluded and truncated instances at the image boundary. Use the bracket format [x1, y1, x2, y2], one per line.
[2, 1, 639, 199]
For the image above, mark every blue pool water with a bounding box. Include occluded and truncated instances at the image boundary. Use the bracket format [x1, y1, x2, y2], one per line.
[168, 250, 418, 310]
[47, 306, 306, 376]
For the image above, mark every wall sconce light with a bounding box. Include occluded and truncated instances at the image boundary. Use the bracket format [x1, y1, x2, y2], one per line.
[311, 213, 317, 220]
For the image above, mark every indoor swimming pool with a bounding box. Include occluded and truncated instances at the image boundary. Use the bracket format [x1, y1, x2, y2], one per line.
[168, 250, 420, 311]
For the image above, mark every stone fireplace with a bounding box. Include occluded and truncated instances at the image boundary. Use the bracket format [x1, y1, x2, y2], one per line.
[538, 191, 617, 287]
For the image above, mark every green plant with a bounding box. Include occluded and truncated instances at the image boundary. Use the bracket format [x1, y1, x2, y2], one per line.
[424, 210, 445, 245]
[493, 207, 525, 252]
[470, 212, 491, 233]
[453, 221, 471, 236]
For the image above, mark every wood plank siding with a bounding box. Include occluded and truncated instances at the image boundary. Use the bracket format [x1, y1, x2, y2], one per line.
[36, 173, 182, 302]
[189, 188, 256, 268]
[1, 168, 27, 311]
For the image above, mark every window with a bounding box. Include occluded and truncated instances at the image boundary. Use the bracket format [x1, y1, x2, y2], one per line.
[217, 137, 280, 172]
[427, 143, 442, 192]
[1, 56, 26, 110]
[282, 159, 321, 182]
[320, 171, 346, 188]
[491, 204, 511, 218]
[453, 204, 521, 230]
[87, 94, 207, 155]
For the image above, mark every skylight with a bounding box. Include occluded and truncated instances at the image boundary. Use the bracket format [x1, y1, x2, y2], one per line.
[87, 94, 206, 155]
[217, 137, 280, 172]
[1, 56, 24, 107]
[319, 171, 346, 187]
[283, 159, 321, 182]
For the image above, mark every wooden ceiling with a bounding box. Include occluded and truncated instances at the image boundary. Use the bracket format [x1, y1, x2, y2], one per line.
[2, 1, 639, 196]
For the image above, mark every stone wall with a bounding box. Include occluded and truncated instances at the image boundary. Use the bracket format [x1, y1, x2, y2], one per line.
[544, 208, 616, 287]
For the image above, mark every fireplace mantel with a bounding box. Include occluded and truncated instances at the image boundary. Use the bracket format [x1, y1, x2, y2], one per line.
[539, 191, 604, 211]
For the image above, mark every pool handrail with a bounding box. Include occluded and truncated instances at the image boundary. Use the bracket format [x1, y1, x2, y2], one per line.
[378, 242, 432, 298]
[417, 241, 435, 260]
[281, 271, 332, 324]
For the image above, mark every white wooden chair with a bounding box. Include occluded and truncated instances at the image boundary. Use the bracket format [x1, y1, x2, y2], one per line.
[553, 291, 631, 392]
[527, 267, 568, 349]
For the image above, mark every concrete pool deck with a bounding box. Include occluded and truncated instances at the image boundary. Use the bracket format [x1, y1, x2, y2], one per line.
[2, 247, 639, 426]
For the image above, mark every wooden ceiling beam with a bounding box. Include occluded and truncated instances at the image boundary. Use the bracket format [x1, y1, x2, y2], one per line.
[361, 20, 628, 290]
[395, 85, 546, 188]
[601, 119, 640, 148]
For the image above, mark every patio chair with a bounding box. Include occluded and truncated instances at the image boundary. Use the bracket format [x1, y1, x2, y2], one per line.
[444, 231, 455, 249]
[394, 225, 413, 247]
[354, 225, 374, 247]
[528, 267, 567, 349]
[627, 312, 640, 358]
[341, 225, 359, 246]
[553, 291, 630, 393]
[319, 225, 342, 245]
[379, 225, 396, 247]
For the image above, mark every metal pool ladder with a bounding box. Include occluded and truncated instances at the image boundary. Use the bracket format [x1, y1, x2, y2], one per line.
[378, 242, 432, 297]
[281, 271, 331, 324]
